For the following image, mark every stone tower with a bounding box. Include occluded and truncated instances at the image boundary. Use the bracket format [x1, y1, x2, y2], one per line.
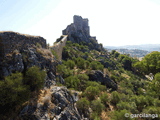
[62, 15, 104, 51]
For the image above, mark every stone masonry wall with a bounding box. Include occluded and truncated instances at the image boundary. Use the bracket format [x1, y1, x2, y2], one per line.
[0, 31, 46, 58]
[62, 15, 104, 51]
[51, 35, 68, 60]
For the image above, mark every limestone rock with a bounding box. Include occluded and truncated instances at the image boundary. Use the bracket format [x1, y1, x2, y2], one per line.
[0, 47, 57, 88]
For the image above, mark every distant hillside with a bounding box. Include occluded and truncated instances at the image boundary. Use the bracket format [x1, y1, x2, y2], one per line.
[105, 44, 160, 51]
[107, 48, 150, 58]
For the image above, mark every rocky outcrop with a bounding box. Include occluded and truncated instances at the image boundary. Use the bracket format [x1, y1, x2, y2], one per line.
[0, 31, 84, 120]
[0, 46, 57, 88]
[0, 31, 46, 59]
[19, 86, 81, 120]
[88, 70, 118, 90]
[62, 15, 104, 51]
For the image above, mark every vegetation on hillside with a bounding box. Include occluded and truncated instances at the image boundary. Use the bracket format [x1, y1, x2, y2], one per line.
[56, 41, 160, 120]
[1, 39, 160, 119]
[0, 66, 46, 118]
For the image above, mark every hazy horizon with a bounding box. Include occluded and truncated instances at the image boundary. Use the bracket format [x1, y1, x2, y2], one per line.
[1, 0, 160, 46]
[105, 43, 160, 47]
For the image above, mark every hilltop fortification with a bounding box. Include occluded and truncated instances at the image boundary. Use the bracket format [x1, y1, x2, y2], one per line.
[63, 15, 104, 51]
[0, 31, 46, 58]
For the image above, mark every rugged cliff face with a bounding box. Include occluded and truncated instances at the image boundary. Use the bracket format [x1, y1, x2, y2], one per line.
[0, 31, 82, 120]
[20, 86, 81, 120]
[62, 15, 104, 51]
[0, 31, 46, 58]
[0, 32, 55, 86]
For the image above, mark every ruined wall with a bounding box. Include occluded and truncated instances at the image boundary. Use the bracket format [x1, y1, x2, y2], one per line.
[62, 15, 104, 51]
[63, 15, 90, 36]
[0, 31, 46, 58]
[51, 35, 68, 60]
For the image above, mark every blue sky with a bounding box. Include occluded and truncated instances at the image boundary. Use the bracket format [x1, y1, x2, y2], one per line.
[1, 0, 160, 46]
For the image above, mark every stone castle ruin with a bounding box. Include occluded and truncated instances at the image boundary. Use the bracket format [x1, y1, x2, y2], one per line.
[0, 31, 46, 58]
[63, 15, 90, 43]
[62, 15, 103, 51]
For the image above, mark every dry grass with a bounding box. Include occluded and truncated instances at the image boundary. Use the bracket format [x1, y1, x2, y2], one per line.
[38, 88, 56, 118]
[36, 47, 54, 59]
[0, 31, 41, 38]
[121, 73, 130, 80]
[103, 68, 110, 76]
[101, 111, 111, 120]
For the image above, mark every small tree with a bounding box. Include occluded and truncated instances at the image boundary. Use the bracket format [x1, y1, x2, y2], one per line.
[0, 72, 29, 114]
[100, 92, 109, 106]
[76, 97, 90, 117]
[65, 75, 80, 90]
[111, 109, 132, 120]
[77, 74, 89, 91]
[64, 60, 75, 69]
[84, 86, 100, 100]
[24, 66, 46, 91]
[91, 99, 105, 115]
[110, 91, 120, 105]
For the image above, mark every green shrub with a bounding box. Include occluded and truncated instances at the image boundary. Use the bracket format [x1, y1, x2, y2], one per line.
[51, 50, 59, 59]
[75, 57, 86, 69]
[91, 99, 105, 114]
[130, 95, 149, 112]
[111, 50, 116, 55]
[114, 52, 120, 58]
[0, 72, 29, 113]
[143, 106, 160, 114]
[76, 97, 90, 113]
[90, 112, 101, 120]
[152, 73, 160, 98]
[64, 60, 75, 69]
[153, 99, 160, 106]
[83, 86, 100, 100]
[90, 61, 104, 70]
[133, 51, 160, 74]
[65, 75, 80, 90]
[57, 64, 73, 78]
[117, 101, 137, 113]
[77, 74, 89, 91]
[111, 109, 133, 120]
[110, 91, 120, 105]
[100, 92, 109, 105]
[24, 66, 46, 91]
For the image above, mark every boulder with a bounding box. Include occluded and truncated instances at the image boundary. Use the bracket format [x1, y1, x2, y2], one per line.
[88, 70, 118, 90]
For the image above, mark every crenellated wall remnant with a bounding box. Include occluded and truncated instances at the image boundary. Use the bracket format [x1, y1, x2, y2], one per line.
[0, 31, 46, 58]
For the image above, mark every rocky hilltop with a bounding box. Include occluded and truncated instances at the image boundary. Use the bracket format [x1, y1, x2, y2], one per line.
[0, 31, 46, 58]
[1, 15, 156, 120]
[62, 15, 104, 51]
[0, 32, 53, 81]
[0, 31, 82, 119]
